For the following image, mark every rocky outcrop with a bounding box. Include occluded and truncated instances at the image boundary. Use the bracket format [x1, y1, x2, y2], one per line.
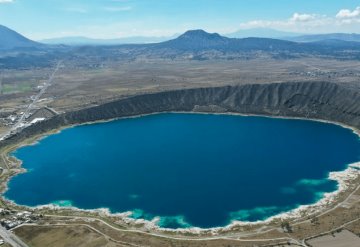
[1, 81, 360, 148]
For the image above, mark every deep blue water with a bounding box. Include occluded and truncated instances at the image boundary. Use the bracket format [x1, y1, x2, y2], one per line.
[4, 113, 360, 228]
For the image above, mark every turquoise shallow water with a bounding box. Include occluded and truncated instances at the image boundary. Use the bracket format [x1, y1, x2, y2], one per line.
[4, 113, 360, 228]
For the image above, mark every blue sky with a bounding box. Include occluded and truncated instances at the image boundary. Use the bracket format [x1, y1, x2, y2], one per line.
[1, 0, 360, 39]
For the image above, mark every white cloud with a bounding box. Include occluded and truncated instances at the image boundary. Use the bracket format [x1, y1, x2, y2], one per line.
[237, 13, 331, 33]
[336, 6, 360, 19]
[235, 7, 360, 34]
[0, 0, 14, 3]
[290, 13, 316, 22]
[103, 6, 132, 12]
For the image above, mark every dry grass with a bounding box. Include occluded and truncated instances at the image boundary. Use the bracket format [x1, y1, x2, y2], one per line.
[307, 229, 360, 247]
[14, 225, 124, 247]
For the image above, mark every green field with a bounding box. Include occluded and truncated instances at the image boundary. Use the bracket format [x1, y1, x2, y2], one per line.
[1, 82, 33, 94]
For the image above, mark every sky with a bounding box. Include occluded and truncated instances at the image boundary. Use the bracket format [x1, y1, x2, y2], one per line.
[0, 0, 360, 40]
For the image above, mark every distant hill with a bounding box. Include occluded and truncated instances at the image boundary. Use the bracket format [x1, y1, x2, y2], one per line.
[2, 28, 360, 69]
[155, 29, 304, 52]
[40, 35, 175, 45]
[287, 33, 360, 43]
[0, 25, 42, 50]
[157, 30, 231, 50]
[226, 29, 360, 43]
[226, 28, 302, 39]
[128, 29, 360, 61]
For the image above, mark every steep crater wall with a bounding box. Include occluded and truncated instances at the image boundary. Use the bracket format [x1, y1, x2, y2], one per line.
[2, 81, 360, 149]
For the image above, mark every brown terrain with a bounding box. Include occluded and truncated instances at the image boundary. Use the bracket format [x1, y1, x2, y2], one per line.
[1, 31, 360, 246]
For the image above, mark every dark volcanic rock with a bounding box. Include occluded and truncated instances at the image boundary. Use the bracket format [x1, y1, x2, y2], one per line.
[1, 81, 360, 148]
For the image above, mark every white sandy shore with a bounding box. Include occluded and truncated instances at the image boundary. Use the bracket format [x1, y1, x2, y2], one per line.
[1, 111, 360, 235]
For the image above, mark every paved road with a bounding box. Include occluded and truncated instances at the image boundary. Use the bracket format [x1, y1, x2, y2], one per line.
[13, 61, 62, 130]
[42, 214, 293, 243]
[0, 226, 29, 247]
[0, 61, 62, 141]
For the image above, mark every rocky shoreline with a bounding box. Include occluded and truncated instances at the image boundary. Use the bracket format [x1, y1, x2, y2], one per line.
[2, 152, 360, 234]
[1, 80, 360, 234]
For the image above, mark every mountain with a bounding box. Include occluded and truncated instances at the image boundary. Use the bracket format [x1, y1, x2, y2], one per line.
[0, 25, 42, 50]
[287, 33, 360, 43]
[3, 29, 360, 69]
[157, 30, 231, 50]
[155, 29, 305, 52]
[40, 35, 175, 45]
[226, 28, 302, 39]
[128, 29, 360, 61]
